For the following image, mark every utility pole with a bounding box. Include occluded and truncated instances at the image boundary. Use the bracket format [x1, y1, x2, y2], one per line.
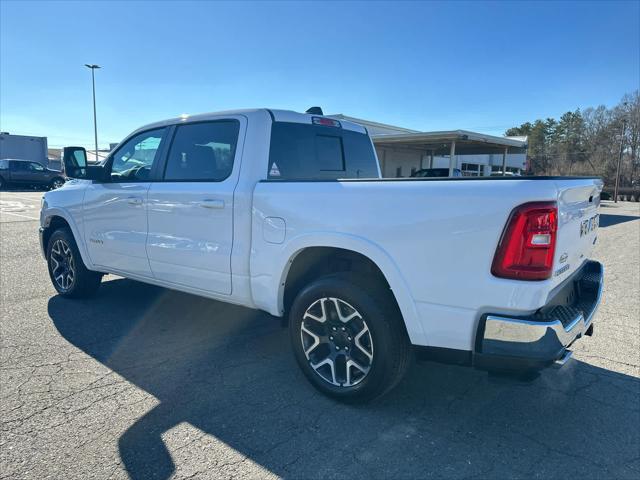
[84, 64, 101, 162]
[614, 102, 628, 203]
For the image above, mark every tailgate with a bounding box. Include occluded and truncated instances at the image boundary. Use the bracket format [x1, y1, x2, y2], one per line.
[551, 179, 603, 287]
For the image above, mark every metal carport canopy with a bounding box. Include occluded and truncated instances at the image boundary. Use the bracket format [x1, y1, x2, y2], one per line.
[372, 130, 528, 176]
[371, 130, 527, 156]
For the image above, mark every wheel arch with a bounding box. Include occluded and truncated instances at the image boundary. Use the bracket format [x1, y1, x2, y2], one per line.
[50, 176, 66, 186]
[267, 234, 425, 345]
[42, 209, 92, 269]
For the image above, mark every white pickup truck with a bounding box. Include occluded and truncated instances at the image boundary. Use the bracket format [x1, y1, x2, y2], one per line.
[40, 108, 604, 402]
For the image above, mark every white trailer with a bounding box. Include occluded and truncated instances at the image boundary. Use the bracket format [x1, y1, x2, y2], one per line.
[0, 132, 49, 166]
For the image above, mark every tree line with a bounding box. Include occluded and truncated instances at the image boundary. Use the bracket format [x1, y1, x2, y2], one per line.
[505, 91, 639, 188]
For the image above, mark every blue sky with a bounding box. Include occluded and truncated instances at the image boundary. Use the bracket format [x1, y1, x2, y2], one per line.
[1, 1, 638, 148]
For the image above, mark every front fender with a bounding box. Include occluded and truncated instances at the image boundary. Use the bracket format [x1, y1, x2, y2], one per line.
[41, 206, 93, 270]
[250, 232, 427, 346]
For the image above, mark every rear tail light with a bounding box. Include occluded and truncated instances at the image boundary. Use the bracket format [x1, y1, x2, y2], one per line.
[491, 201, 558, 281]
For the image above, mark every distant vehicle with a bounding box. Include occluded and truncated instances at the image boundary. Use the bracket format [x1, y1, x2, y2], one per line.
[490, 171, 520, 177]
[0, 159, 66, 190]
[411, 168, 462, 178]
[41, 108, 603, 402]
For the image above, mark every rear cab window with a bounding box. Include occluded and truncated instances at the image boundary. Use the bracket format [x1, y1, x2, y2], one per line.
[268, 121, 378, 180]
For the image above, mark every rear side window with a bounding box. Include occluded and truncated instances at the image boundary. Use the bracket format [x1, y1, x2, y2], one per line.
[268, 122, 378, 180]
[0, 159, 8, 170]
[164, 120, 239, 182]
[12, 161, 28, 171]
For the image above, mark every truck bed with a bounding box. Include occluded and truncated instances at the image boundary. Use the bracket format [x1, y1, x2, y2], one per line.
[251, 176, 602, 350]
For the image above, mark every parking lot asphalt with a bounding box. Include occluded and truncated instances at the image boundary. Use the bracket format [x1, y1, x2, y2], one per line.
[1, 190, 639, 480]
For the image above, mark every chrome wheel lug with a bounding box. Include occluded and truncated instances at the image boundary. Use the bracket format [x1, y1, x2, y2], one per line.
[341, 327, 346, 331]
[335, 346, 340, 350]
[329, 336, 334, 340]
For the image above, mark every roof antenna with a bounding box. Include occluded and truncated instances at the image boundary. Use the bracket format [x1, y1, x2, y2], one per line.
[305, 106, 323, 115]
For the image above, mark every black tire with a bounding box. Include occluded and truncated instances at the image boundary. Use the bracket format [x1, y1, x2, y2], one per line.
[46, 228, 102, 298]
[49, 177, 65, 190]
[289, 273, 412, 403]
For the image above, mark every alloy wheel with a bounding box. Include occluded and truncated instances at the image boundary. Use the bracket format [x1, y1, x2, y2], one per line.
[52, 179, 65, 189]
[300, 297, 374, 387]
[50, 239, 75, 291]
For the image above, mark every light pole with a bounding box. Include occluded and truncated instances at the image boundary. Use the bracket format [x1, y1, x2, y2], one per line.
[84, 64, 101, 162]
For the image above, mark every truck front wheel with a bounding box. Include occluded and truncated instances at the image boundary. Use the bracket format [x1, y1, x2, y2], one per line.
[46, 228, 102, 298]
[289, 274, 412, 403]
[50, 177, 65, 190]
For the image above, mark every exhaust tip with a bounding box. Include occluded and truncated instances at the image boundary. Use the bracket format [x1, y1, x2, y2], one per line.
[554, 349, 573, 368]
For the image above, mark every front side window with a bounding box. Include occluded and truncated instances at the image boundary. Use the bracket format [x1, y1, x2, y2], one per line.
[164, 121, 239, 181]
[29, 162, 45, 171]
[0, 160, 9, 170]
[110, 128, 166, 182]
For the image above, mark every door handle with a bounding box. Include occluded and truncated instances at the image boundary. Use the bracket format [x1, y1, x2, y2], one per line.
[200, 199, 225, 209]
[127, 196, 143, 206]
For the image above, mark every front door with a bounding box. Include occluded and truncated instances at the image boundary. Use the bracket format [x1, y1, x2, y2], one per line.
[146, 118, 244, 295]
[27, 162, 49, 185]
[83, 127, 168, 278]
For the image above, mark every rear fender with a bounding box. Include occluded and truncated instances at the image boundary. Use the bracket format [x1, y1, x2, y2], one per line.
[257, 233, 426, 346]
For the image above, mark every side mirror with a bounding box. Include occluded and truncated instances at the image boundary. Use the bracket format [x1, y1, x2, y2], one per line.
[62, 146, 88, 178]
[62, 146, 105, 181]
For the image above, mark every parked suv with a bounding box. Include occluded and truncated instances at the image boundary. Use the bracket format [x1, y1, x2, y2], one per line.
[0, 159, 66, 190]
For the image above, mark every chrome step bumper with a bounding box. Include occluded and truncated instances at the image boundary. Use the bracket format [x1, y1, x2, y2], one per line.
[474, 260, 604, 371]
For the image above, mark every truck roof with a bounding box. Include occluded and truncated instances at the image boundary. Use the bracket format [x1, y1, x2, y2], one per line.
[133, 109, 367, 136]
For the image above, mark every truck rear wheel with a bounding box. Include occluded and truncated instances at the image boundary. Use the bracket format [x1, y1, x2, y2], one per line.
[289, 274, 412, 403]
[46, 228, 102, 298]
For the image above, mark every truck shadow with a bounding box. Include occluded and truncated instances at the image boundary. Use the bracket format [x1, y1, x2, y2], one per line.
[598, 213, 640, 228]
[48, 278, 640, 479]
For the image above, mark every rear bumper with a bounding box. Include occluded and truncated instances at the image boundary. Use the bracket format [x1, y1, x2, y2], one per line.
[474, 260, 603, 371]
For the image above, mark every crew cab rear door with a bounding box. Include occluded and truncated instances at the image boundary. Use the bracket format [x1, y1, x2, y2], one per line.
[8, 161, 33, 183]
[146, 116, 246, 295]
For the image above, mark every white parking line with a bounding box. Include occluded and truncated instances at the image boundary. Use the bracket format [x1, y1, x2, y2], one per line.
[0, 211, 39, 220]
[0, 195, 43, 202]
[16, 196, 43, 202]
